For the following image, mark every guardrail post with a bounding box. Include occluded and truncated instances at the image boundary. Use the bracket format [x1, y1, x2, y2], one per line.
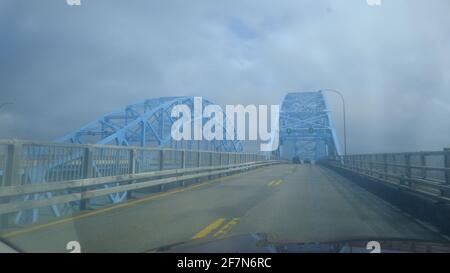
[159, 150, 164, 171]
[361, 155, 366, 173]
[208, 152, 214, 179]
[129, 149, 136, 174]
[444, 149, 450, 184]
[4, 143, 22, 187]
[158, 149, 166, 191]
[218, 152, 224, 177]
[357, 155, 361, 172]
[1, 142, 23, 228]
[80, 146, 93, 211]
[196, 151, 201, 183]
[443, 148, 450, 197]
[127, 149, 136, 200]
[383, 154, 388, 179]
[404, 154, 411, 187]
[420, 153, 426, 179]
[181, 150, 186, 169]
[180, 150, 186, 187]
[359, 155, 363, 173]
[392, 155, 396, 175]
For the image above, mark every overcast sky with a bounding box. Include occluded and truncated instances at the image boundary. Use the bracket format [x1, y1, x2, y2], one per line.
[0, 0, 449, 154]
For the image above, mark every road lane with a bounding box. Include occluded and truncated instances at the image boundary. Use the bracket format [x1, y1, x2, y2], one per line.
[2, 164, 445, 252]
[233, 165, 444, 243]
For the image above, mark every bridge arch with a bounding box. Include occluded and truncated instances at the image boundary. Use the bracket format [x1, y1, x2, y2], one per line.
[57, 96, 244, 152]
[279, 91, 341, 162]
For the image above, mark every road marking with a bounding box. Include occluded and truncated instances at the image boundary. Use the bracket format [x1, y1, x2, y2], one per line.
[0, 174, 236, 239]
[268, 179, 282, 187]
[191, 218, 226, 240]
[213, 218, 239, 238]
[274, 179, 283, 186]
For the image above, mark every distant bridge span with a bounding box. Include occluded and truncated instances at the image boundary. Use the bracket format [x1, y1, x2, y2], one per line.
[279, 91, 341, 162]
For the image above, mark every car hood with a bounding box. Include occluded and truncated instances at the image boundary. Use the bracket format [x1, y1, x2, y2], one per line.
[150, 233, 450, 253]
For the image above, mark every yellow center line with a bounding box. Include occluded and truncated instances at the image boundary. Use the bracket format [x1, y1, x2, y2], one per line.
[191, 218, 226, 240]
[1, 175, 234, 239]
[268, 179, 283, 187]
[213, 218, 239, 238]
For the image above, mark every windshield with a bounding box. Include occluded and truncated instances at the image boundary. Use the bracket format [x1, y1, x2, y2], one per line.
[1, 0, 450, 255]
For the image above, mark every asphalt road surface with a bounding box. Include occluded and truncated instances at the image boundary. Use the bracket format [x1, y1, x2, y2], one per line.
[1, 164, 445, 252]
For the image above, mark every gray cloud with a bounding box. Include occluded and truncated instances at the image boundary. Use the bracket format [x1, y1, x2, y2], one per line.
[0, 0, 449, 153]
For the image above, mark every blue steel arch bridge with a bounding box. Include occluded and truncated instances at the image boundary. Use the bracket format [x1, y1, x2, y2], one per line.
[3, 93, 341, 225]
[1, 91, 450, 253]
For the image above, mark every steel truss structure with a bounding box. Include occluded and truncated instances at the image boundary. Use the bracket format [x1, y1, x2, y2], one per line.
[279, 91, 341, 162]
[57, 96, 243, 152]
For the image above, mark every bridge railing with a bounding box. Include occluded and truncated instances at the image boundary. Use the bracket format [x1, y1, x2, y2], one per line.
[0, 139, 278, 229]
[326, 149, 450, 202]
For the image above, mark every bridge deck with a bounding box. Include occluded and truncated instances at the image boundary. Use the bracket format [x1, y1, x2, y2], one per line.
[1, 164, 444, 252]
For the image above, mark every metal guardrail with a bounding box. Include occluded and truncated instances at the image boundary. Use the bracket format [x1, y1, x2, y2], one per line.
[326, 148, 450, 202]
[0, 139, 279, 229]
